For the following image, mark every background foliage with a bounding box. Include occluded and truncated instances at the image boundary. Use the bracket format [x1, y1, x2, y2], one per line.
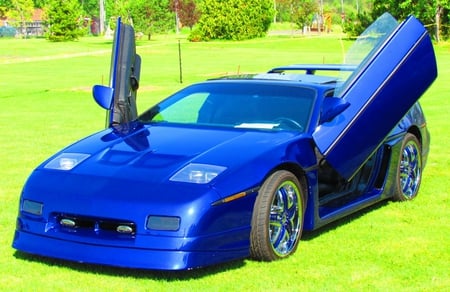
[372, 0, 450, 39]
[6, 0, 34, 35]
[189, 0, 274, 41]
[45, 0, 84, 41]
[2, 0, 450, 40]
[128, 0, 174, 37]
[291, 0, 319, 30]
[0, 33, 448, 290]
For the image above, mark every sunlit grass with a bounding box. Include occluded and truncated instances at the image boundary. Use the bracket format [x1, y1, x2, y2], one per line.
[0, 33, 448, 291]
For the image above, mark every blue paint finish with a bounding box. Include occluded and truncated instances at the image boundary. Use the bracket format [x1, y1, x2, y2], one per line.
[313, 16, 437, 180]
[12, 14, 436, 270]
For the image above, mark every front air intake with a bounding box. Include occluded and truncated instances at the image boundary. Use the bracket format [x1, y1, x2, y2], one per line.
[55, 213, 136, 237]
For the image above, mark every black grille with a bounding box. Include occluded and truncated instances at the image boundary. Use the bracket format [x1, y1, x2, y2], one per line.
[54, 213, 136, 236]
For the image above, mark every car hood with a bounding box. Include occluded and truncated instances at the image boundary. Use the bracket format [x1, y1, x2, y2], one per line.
[22, 123, 307, 238]
[39, 123, 300, 185]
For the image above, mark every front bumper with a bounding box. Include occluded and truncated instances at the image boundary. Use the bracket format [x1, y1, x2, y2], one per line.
[12, 229, 248, 270]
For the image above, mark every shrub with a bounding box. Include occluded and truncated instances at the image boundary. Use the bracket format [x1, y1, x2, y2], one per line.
[189, 0, 274, 41]
[45, 0, 85, 41]
[342, 12, 373, 39]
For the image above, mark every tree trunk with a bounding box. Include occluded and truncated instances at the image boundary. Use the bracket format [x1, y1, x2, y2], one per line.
[436, 5, 442, 43]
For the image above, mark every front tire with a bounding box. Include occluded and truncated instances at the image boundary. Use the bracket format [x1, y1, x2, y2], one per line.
[250, 170, 305, 261]
[393, 133, 422, 201]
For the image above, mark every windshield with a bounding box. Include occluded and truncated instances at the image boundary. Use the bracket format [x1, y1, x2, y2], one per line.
[335, 13, 399, 95]
[139, 82, 316, 132]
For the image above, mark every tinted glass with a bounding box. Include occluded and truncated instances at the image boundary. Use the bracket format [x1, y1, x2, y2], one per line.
[335, 13, 399, 95]
[139, 82, 316, 132]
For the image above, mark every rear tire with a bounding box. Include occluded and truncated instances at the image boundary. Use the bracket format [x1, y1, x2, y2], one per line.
[250, 170, 305, 261]
[393, 133, 422, 201]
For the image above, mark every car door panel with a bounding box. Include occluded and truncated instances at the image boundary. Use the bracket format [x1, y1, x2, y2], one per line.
[110, 20, 141, 125]
[313, 15, 437, 180]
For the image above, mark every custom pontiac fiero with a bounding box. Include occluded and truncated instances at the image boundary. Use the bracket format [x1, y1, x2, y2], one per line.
[13, 13, 437, 270]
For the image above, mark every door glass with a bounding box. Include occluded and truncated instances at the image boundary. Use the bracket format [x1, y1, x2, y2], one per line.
[335, 13, 399, 96]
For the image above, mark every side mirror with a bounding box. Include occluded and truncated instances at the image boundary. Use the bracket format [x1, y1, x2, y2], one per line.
[92, 85, 114, 110]
[320, 97, 350, 124]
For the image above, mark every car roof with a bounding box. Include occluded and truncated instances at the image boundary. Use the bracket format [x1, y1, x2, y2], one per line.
[252, 73, 338, 84]
[210, 63, 355, 89]
[210, 73, 339, 89]
[268, 64, 357, 74]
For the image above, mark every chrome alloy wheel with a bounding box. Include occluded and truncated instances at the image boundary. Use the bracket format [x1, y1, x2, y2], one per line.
[250, 170, 304, 261]
[269, 180, 302, 257]
[399, 138, 422, 199]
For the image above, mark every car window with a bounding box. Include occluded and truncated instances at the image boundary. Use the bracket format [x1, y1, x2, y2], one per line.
[335, 12, 399, 96]
[139, 82, 316, 132]
[152, 93, 209, 123]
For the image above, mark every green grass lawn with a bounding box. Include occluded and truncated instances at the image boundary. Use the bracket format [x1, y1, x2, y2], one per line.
[0, 33, 449, 291]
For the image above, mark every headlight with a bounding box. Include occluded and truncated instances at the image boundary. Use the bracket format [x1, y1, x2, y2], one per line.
[44, 153, 90, 170]
[169, 163, 227, 184]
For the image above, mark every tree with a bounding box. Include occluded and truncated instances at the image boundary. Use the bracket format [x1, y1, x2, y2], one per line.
[435, 2, 450, 41]
[45, 0, 84, 41]
[6, 0, 34, 36]
[292, 0, 318, 32]
[372, 0, 435, 23]
[129, 0, 174, 38]
[1, 0, 12, 19]
[170, 0, 201, 30]
[342, 11, 373, 38]
[372, 0, 450, 40]
[190, 0, 274, 41]
[273, 0, 293, 22]
[179, 0, 200, 30]
[107, 0, 130, 28]
[32, 0, 47, 8]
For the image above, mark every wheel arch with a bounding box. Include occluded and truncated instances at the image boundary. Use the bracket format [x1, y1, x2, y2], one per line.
[268, 162, 309, 208]
[407, 125, 422, 147]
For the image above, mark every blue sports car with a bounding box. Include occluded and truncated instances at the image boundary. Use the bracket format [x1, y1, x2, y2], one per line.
[12, 13, 437, 270]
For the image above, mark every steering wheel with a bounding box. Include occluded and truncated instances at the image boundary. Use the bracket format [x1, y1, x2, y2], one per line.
[275, 117, 304, 131]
